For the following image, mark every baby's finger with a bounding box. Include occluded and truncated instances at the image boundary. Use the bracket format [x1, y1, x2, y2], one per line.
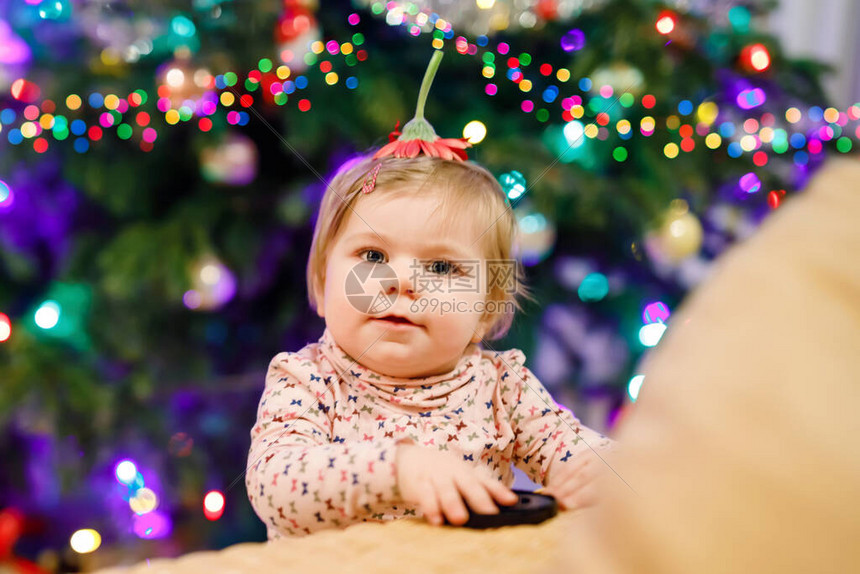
[435, 480, 470, 525]
[421, 484, 444, 526]
[455, 476, 500, 515]
[481, 477, 519, 506]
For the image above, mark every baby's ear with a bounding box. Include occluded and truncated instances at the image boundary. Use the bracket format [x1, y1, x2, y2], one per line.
[471, 316, 489, 343]
[312, 278, 325, 318]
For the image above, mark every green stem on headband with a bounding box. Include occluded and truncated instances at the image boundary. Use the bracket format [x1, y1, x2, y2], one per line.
[414, 50, 443, 122]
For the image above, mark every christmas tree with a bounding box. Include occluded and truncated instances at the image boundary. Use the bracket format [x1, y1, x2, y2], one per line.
[0, 0, 857, 568]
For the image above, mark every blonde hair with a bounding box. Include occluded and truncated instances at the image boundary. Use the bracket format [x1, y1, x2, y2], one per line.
[306, 154, 533, 340]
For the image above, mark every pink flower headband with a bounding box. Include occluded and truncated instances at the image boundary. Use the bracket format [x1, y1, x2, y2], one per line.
[362, 50, 471, 194]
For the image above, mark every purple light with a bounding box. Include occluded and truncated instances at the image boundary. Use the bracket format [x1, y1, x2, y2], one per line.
[0, 180, 13, 211]
[642, 301, 671, 324]
[133, 511, 172, 539]
[736, 88, 766, 110]
[739, 172, 761, 193]
[561, 29, 586, 52]
[0, 20, 32, 66]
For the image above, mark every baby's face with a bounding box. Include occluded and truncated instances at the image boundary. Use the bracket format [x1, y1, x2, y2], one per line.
[316, 188, 490, 378]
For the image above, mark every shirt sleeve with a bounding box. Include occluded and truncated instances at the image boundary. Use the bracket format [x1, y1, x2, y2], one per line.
[497, 349, 613, 486]
[245, 352, 407, 537]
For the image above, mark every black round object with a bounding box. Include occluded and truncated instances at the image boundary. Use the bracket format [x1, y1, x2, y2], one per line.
[447, 489, 558, 529]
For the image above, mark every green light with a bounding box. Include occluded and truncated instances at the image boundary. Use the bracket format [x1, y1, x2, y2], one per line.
[371, 2, 384, 14]
[352, 32, 365, 45]
[178, 106, 193, 121]
[258, 58, 273, 73]
[519, 53, 532, 66]
[619, 93, 634, 108]
[135, 89, 148, 105]
[345, 54, 357, 66]
[536, 109, 549, 122]
[117, 123, 132, 140]
[244, 78, 258, 92]
[274, 92, 288, 106]
[772, 140, 789, 154]
[728, 6, 751, 33]
[836, 137, 853, 153]
[304, 52, 316, 66]
[224, 72, 238, 86]
[578, 272, 609, 302]
[53, 127, 69, 140]
[482, 52, 495, 64]
[613, 147, 628, 162]
[110, 110, 122, 123]
[171, 15, 196, 38]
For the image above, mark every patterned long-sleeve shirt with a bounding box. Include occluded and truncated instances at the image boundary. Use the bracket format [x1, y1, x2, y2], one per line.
[246, 329, 612, 538]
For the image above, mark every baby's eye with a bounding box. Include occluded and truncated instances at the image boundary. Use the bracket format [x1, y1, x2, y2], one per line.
[426, 260, 461, 275]
[359, 249, 386, 263]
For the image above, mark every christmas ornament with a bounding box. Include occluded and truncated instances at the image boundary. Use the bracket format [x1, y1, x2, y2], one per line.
[184, 254, 237, 311]
[513, 203, 556, 265]
[590, 62, 645, 96]
[157, 55, 213, 109]
[648, 199, 704, 262]
[199, 132, 258, 185]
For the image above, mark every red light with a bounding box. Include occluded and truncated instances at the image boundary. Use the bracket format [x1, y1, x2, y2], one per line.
[0, 313, 11, 343]
[203, 491, 225, 521]
[656, 12, 676, 35]
[740, 43, 771, 72]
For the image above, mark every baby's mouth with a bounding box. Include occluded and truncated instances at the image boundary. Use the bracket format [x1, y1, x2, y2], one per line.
[375, 314, 418, 326]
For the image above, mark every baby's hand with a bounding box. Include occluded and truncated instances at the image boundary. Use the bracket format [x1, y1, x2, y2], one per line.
[541, 448, 607, 511]
[395, 443, 518, 526]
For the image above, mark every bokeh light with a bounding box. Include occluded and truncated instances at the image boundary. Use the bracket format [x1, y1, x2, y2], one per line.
[204, 490, 225, 521]
[627, 375, 645, 402]
[129, 487, 159, 515]
[34, 301, 61, 330]
[0, 313, 11, 343]
[115, 460, 138, 485]
[70, 529, 101, 554]
[639, 322, 667, 347]
[577, 272, 609, 302]
[462, 120, 487, 144]
[642, 301, 670, 324]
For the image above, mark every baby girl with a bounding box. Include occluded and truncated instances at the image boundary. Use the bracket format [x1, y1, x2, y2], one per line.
[245, 51, 613, 539]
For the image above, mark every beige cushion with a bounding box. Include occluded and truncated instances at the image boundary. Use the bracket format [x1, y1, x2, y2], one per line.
[563, 158, 860, 574]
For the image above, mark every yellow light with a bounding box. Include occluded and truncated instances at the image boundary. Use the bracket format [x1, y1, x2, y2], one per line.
[556, 68, 570, 82]
[311, 41, 324, 54]
[20, 122, 37, 138]
[740, 135, 758, 151]
[220, 92, 235, 107]
[463, 120, 487, 144]
[66, 94, 82, 110]
[583, 124, 599, 139]
[696, 102, 719, 125]
[104, 94, 120, 110]
[823, 107, 839, 123]
[39, 114, 55, 129]
[705, 133, 722, 149]
[482, 66, 495, 78]
[341, 43, 354, 55]
[571, 105, 584, 119]
[759, 127, 774, 143]
[129, 487, 159, 515]
[640, 116, 656, 131]
[435, 18, 447, 30]
[666, 115, 680, 130]
[100, 48, 121, 67]
[166, 68, 185, 88]
[276, 66, 290, 80]
[519, 79, 532, 92]
[663, 142, 679, 158]
[785, 107, 801, 123]
[325, 72, 339, 85]
[70, 529, 102, 554]
[165, 109, 180, 125]
[432, 38, 444, 50]
[616, 119, 631, 135]
[476, 0, 496, 8]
